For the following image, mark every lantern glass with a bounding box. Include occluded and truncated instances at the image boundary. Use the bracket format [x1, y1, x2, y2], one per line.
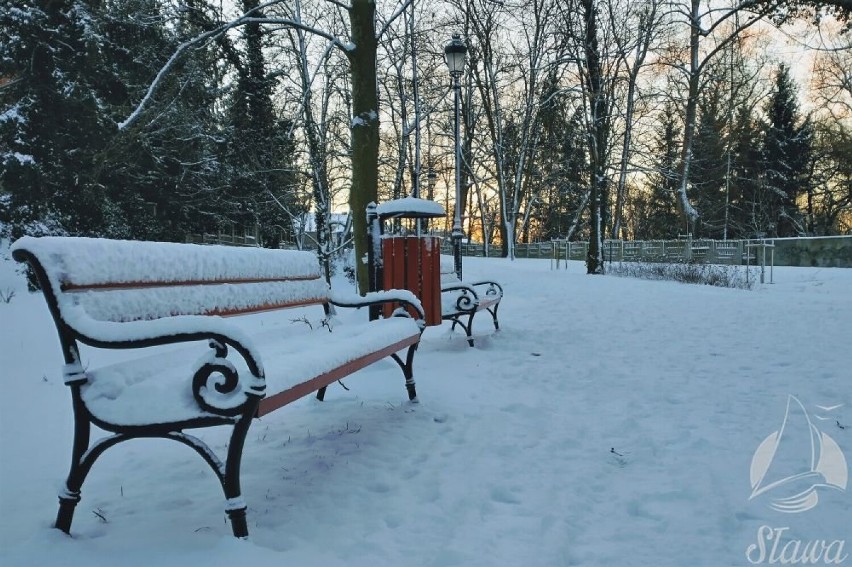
[444, 35, 467, 77]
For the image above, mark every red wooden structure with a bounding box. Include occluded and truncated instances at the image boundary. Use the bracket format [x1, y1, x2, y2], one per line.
[381, 235, 442, 326]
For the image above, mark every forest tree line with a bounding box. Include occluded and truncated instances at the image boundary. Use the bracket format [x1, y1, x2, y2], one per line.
[1, 0, 851, 274]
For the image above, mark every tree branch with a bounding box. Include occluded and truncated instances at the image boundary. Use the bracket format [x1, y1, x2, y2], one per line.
[119, 21, 241, 130]
[324, 0, 351, 10]
[376, 0, 416, 39]
[118, 0, 348, 130]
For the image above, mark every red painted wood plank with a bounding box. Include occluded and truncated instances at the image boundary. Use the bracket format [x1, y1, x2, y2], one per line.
[213, 298, 327, 318]
[379, 236, 442, 325]
[255, 333, 421, 417]
[60, 275, 321, 293]
[421, 238, 441, 326]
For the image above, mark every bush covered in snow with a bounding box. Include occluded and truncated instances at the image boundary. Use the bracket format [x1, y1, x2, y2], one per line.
[607, 260, 757, 290]
[0, 237, 26, 302]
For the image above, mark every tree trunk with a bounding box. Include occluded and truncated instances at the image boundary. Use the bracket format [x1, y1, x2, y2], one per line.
[612, 4, 657, 240]
[674, 10, 701, 234]
[348, 0, 379, 294]
[296, 29, 330, 283]
[566, 189, 591, 241]
[583, 0, 606, 274]
[461, 75, 475, 243]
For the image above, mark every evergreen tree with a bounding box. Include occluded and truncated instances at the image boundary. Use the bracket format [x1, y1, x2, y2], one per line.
[0, 0, 230, 241]
[761, 64, 812, 237]
[0, 0, 118, 237]
[97, 0, 228, 241]
[535, 101, 587, 241]
[224, 0, 299, 248]
[689, 90, 728, 238]
[642, 104, 682, 239]
[729, 106, 763, 238]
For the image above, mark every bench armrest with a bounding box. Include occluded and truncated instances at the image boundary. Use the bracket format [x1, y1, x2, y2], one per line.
[330, 290, 426, 324]
[441, 279, 502, 315]
[441, 280, 503, 300]
[63, 306, 264, 377]
[441, 281, 478, 295]
[63, 308, 266, 417]
[466, 280, 503, 300]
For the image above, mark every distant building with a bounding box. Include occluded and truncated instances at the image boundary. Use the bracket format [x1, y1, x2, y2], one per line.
[291, 212, 351, 250]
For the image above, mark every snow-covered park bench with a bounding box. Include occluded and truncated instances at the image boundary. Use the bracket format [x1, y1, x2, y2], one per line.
[11, 236, 425, 539]
[440, 256, 503, 347]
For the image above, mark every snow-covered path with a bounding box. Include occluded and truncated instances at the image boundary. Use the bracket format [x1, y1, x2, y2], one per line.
[1, 254, 849, 566]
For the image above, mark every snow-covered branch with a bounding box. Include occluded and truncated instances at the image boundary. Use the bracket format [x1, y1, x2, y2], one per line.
[119, 22, 237, 130]
[119, 2, 347, 131]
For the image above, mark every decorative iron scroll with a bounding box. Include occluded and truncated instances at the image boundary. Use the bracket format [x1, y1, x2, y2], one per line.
[192, 340, 256, 416]
[454, 290, 476, 312]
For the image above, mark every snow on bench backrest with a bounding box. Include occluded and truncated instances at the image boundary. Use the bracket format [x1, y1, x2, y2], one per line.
[12, 236, 330, 322]
[439, 255, 460, 284]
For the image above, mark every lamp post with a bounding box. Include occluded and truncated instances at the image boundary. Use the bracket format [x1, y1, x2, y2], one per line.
[444, 34, 467, 281]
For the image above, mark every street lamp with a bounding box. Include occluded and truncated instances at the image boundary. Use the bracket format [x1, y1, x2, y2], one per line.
[444, 34, 467, 280]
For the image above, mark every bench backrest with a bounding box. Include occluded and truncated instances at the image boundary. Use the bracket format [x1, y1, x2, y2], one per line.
[12, 236, 330, 324]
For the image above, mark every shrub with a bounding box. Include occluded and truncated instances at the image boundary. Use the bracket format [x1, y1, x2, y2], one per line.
[607, 260, 757, 290]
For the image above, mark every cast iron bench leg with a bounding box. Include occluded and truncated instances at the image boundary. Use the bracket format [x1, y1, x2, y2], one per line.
[223, 405, 256, 538]
[55, 388, 94, 534]
[55, 490, 81, 534]
[227, 507, 249, 539]
[391, 345, 418, 401]
[489, 303, 500, 330]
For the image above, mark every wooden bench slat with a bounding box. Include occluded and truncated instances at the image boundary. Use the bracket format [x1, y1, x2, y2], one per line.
[213, 298, 327, 318]
[70, 280, 331, 323]
[256, 333, 420, 417]
[60, 274, 322, 293]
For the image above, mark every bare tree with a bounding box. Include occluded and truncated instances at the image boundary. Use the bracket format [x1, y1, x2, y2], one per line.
[376, 5, 447, 206]
[811, 39, 852, 120]
[809, 42, 852, 234]
[663, 0, 783, 232]
[610, 0, 666, 240]
[459, 0, 559, 258]
[280, 0, 349, 280]
[119, 0, 415, 293]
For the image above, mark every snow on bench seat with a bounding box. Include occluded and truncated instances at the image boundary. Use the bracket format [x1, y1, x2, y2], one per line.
[439, 255, 503, 346]
[82, 316, 420, 426]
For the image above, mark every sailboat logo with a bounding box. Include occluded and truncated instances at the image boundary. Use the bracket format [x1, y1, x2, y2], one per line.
[749, 395, 847, 513]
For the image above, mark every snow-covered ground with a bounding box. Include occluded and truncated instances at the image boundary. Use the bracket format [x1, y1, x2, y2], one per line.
[1, 243, 849, 566]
